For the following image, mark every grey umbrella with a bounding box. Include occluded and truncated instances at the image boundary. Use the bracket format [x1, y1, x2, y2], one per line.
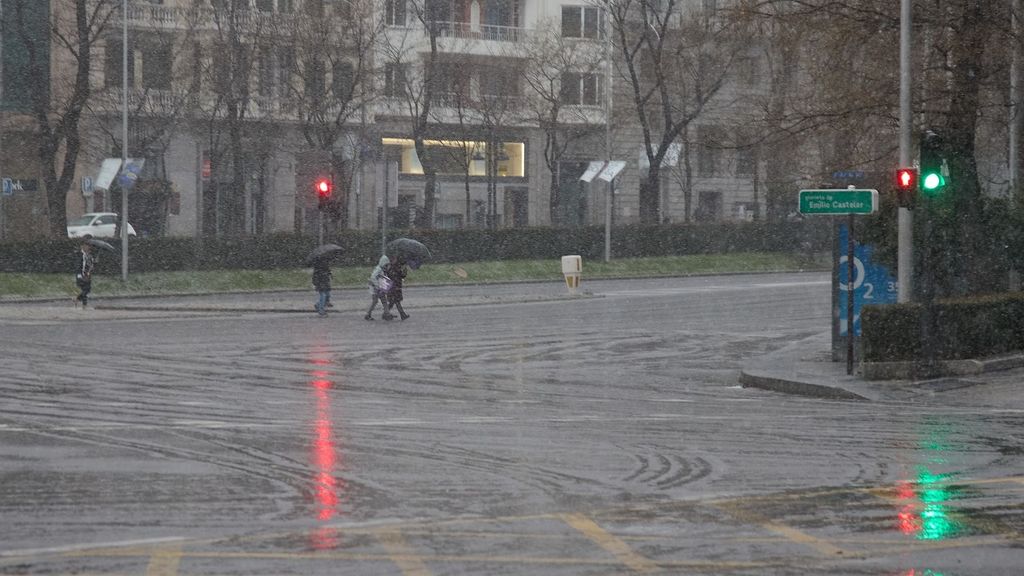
[385, 238, 431, 264]
[305, 243, 344, 265]
[83, 238, 117, 253]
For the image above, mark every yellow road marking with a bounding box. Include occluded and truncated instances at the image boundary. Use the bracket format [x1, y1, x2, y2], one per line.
[561, 513, 659, 573]
[77, 548, 773, 569]
[376, 530, 433, 576]
[712, 503, 848, 558]
[145, 543, 182, 576]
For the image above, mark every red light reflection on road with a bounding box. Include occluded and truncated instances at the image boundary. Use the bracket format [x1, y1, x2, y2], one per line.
[308, 348, 346, 549]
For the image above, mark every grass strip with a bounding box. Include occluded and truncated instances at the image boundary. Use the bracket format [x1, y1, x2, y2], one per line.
[0, 252, 824, 299]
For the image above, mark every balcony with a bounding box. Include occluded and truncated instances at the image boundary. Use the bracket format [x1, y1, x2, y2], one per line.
[124, 2, 299, 31]
[431, 21, 528, 43]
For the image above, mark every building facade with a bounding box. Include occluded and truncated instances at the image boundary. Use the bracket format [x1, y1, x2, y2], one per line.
[0, 0, 800, 240]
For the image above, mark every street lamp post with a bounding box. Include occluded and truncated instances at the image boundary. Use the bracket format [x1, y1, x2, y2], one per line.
[120, 0, 129, 281]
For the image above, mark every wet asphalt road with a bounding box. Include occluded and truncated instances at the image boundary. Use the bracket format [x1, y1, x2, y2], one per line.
[1, 273, 1023, 575]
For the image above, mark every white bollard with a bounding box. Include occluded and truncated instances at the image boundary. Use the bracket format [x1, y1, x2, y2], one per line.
[561, 255, 582, 295]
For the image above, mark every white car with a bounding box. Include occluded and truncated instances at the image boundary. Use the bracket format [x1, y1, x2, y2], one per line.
[66, 212, 137, 239]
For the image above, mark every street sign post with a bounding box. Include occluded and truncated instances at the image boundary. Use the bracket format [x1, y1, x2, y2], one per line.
[798, 188, 879, 375]
[798, 189, 878, 215]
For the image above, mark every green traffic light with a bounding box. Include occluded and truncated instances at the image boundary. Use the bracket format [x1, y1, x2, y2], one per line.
[922, 172, 944, 191]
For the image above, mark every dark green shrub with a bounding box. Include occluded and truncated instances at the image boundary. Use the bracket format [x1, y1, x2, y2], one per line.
[0, 220, 829, 274]
[862, 293, 1024, 362]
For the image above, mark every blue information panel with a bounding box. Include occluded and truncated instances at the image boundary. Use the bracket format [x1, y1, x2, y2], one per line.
[836, 223, 898, 337]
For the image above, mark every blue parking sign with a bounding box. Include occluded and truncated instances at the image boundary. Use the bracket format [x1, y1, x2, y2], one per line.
[837, 223, 898, 337]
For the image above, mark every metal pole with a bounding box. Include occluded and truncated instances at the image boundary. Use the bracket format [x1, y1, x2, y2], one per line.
[1012, 0, 1023, 196]
[846, 213, 855, 375]
[897, 0, 912, 302]
[605, 179, 612, 263]
[381, 160, 389, 256]
[120, 0, 129, 282]
[603, 7, 613, 263]
[0, 0, 5, 241]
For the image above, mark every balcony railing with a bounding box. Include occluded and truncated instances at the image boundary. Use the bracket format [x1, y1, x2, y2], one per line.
[428, 21, 527, 43]
[124, 2, 299, 30]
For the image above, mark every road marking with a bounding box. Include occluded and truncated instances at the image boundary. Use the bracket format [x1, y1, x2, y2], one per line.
[145, 543, 182, 576]
[0, 537, 186, 558]
[711, 503, 848, 558]
[561, 513, 659, 573]
[377, 530, 433, 576]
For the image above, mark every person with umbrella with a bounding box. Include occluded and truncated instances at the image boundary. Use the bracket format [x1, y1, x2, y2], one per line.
[307, 244, 342, 317]
[380, 238, 431, 321]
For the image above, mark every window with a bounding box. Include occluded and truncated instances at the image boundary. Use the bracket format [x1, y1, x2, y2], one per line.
[735, 56, 759, 87]
[560, 72, 602, 106]
[278, 46, 295, 98]
[562, 6, 602, 39]
[141, 44, 172, 90]
[105, 39, 135, 88]
[305, 58, 326, 100]
[386, 0, 407, 26]
[332, 61, 354, 99]
[305, 0, 324, 18]
[256, 0, 273, 11]
[736, 145, 756, 176]
[697, 127, 721, 177]
[695, 191, 722, 221]
[384, 63, 407, 98]
[257, 48, 275, 98]
[480, 66, 520, 99]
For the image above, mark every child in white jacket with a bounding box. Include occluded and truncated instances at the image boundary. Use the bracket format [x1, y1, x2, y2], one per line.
[365, 255, 391, 320]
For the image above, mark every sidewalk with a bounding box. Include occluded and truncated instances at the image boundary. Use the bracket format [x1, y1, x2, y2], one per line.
[0, 287, 594, 322]
[740, 331, 1024, 406]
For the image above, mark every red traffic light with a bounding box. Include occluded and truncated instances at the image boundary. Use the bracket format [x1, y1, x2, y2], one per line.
[315, 178, 332, 198]
[895, 167, 917, 190]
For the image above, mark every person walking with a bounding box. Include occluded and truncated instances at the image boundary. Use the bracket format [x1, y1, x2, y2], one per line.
[382, 256, 409, 321]
[73, 242, 96, 308]
[365, 255, 390, 321]
[312, 258, 332, 317]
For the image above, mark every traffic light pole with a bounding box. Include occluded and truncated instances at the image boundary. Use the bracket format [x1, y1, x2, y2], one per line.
[897, 0, 912, 303]
[846, 212, 855, 375]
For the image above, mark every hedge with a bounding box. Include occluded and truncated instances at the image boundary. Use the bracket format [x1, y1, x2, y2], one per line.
[0, 220, 830, 275]
[862, 293, 1024, 362]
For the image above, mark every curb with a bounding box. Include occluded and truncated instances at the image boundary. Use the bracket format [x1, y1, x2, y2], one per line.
[0, 268, 829, 304]
[738, 369, 870, 401]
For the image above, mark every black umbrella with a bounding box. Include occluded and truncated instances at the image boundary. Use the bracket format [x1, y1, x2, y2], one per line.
[83, 238, 117, 253]
[305, 243, 344, 265]
[386, 238, 431, 264]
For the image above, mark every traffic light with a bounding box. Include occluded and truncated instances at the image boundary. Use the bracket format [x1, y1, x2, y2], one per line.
[315, 177, 333, 210]
[894, 167, 917, 208]
[919, 130, 947, 196]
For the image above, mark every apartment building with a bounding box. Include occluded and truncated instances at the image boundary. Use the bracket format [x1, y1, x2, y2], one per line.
[0, 0, 777, 240]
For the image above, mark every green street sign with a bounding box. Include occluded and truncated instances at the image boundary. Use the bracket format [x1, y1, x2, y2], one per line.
[798, 189, 878, 215]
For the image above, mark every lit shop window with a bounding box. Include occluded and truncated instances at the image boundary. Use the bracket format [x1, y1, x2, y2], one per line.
[381, 138, 525, 178]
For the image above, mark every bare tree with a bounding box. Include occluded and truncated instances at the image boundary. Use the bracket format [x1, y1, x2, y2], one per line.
[595, 0, 743, 224]
[85, 7, 205, 236]
[6, 0, 118, 236]
[739, 0, 1014, 292]
[381, 0, 448, 228]
[190, 0, 277, 236]
[520, 19, 605, 225]
[287, 0, 384, 230]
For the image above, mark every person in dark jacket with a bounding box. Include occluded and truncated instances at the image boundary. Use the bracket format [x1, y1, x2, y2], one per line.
[312, 259, 332, 317]
[74, 242, 96, 308]
[382, 257, 409, 321]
